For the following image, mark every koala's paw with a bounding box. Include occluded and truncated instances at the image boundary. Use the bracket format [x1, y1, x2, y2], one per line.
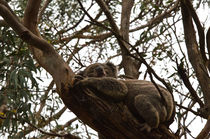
[72, 75, 85, 86]
[139, 123, 152, 132]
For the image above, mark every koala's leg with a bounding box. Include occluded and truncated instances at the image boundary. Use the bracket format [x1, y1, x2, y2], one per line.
[77, 77, 128, 102]
[134, 95, 160, 132]
[72, 75, 85, 86]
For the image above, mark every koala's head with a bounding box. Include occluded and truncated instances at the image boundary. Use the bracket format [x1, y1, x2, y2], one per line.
[79, 62, 118, 78]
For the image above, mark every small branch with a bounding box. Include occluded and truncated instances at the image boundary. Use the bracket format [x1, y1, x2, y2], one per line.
[130, 0, 179, 32]
[27, 120, 80, 139]
[84, 124, 91, 139]
[45, 106, 67, 123]
[38, 0, 52, 22]
[27, 121, 64, 137]
[56, 13, 86, 35]
[0, 3, 53, 52]
[16, 106, 67, 137]
[94, 0, 132, 57]
[176, 103, 201, 117]
[148, 72, 167, 107]
[176, 59, 204, 108]
[36, 81, 54, 116]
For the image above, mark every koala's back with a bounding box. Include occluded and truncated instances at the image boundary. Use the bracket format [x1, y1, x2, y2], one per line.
[123, 79, 174, 126]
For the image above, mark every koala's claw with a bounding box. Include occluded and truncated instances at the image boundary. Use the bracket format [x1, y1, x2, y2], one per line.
[72, 75, 85, 86]
[139, 123, 152, 132]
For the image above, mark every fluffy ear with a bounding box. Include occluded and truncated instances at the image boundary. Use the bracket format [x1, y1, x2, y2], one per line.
[77, 70, 84, 76]
[106, 62, 118, 74]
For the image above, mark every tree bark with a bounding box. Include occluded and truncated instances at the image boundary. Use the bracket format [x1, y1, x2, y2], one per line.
[23, 0, 74, 91]
[95, 0, 141, 79]
[181, 0, 210, 116]
[181, 1, 210, 138]
[120, 0, 141, 79]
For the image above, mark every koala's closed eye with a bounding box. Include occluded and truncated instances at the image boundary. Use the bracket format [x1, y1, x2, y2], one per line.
[81, 62, 117, 78]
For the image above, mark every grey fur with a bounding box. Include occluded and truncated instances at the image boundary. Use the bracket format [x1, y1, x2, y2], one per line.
[75, 63, 174, 132]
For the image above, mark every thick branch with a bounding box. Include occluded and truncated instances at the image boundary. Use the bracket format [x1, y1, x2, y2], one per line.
[23, 0, 74, 90]
[0, 5, 49, 52]
[196, 116, 210, 139]
[95, 0, 141, 78]
[120, 0, 140, 79]
[120, 0, 134, 42]
[61, 83, 176, 139]
[181, 0, 210, 116]
[207, 27, 210, 71]
[183, 0, 206, 63]
[95, 0, 120, 34]
[0, 0, 74, 91]
[94, 0, 128, 53]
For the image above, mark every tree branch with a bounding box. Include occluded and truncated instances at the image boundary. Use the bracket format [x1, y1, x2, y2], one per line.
[0, 0, 74, 91]
[38, 0, 52, 22]
[0, 2, 54, 53]
[94, 0, 129, 54]
[95, 0, 120, 34]
[0, 19, 8, 27]
[196, 116, 210, 139]
[24, 0, 74, 90]
[26, 119, 81, 139]
[120, 0, 141, 79]
[130, 0, 179, 32]
[182, 0, 207, 63]
[176, 60, 204, 108]
[206, 27, 210, 71]
[181, 0, 210, 119]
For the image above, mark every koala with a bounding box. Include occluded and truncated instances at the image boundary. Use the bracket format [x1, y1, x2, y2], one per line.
[74, 62, 174, 132]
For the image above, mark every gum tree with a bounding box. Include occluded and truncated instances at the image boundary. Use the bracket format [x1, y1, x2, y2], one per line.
[0, 0, 209, 138]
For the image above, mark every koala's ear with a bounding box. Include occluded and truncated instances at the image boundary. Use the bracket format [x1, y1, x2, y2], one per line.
[106, 62, 118, 77]
[77, 70, 84, 76]
[106, 62, 117, 70]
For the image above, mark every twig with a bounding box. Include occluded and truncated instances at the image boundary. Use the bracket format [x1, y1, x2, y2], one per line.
[176, 103, 201, 116]
[38, 0, 52, 22]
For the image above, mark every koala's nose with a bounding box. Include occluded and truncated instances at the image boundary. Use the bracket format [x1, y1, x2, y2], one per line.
[95, 66, 106, 77]
[95, 67, 103, 73]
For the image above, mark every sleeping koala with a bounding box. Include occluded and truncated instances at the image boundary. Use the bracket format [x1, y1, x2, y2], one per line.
[74, 62, 175, 132]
